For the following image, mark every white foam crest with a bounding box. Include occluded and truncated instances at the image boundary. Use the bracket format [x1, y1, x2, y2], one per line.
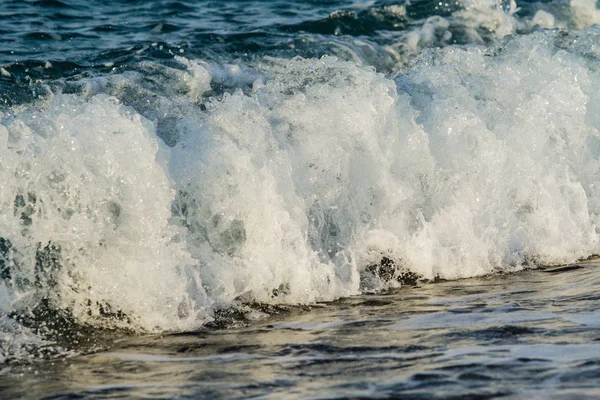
[456, 0, 519, 39]
[538, 0, 600, 30]
[174, 56, 212, 102]
[0, 94, 208, 332]
[569, 0, 600, 28]
[172, 29, 600, 303]
[399, 0, 520, 58]
[3, 27, 600, 353]
[395, 0, 600, 63]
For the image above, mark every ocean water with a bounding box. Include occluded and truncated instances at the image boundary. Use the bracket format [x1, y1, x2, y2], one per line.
[2, 0, 600, 398]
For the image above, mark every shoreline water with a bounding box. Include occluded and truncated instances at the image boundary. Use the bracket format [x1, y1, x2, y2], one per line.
[3, 259, 600, 398]
[3, 1, 600, 396]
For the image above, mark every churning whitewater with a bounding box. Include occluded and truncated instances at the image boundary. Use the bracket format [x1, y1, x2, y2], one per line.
[2, 0, 600, 362]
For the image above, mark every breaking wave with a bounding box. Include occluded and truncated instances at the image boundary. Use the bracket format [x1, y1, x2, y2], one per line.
[2, 0, 600, 362]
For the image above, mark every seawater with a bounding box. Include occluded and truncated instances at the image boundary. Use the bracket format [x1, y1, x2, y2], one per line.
[2, 0, 600, 398]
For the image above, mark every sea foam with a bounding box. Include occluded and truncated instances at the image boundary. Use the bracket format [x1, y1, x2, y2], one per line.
[2, 26, 600, 353]
[170, 28, 600, 307]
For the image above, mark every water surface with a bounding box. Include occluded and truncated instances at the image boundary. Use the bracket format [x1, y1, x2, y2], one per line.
[2, 0, 600, 398]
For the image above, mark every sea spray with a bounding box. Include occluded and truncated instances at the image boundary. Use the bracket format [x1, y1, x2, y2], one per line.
[0, 95, 206, 333]
[172, 28, 600, 303]
[1, 25, 600, 361]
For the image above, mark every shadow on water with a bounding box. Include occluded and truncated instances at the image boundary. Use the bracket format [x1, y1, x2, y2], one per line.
[2, 260, 600, 399]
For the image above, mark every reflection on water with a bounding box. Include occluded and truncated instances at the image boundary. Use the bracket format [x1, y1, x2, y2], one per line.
[2, 261, 600, 399]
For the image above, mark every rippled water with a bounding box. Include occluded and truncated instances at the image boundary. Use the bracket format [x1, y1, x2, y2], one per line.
[2, 261, 600, 398]
[3, 0, 600, 398]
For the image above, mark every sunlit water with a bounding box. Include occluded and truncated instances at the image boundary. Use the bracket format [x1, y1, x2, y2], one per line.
[2, 261, 600, 398]
[3, 0, 600, 398]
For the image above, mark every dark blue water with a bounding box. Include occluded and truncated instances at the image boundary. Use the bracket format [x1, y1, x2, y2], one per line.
[0, 0, 543, 105]
[0, 0, 433, 63]
[3, 0, 600, 398]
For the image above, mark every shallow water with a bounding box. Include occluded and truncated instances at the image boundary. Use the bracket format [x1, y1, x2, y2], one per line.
[2, 260, 600, 399]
